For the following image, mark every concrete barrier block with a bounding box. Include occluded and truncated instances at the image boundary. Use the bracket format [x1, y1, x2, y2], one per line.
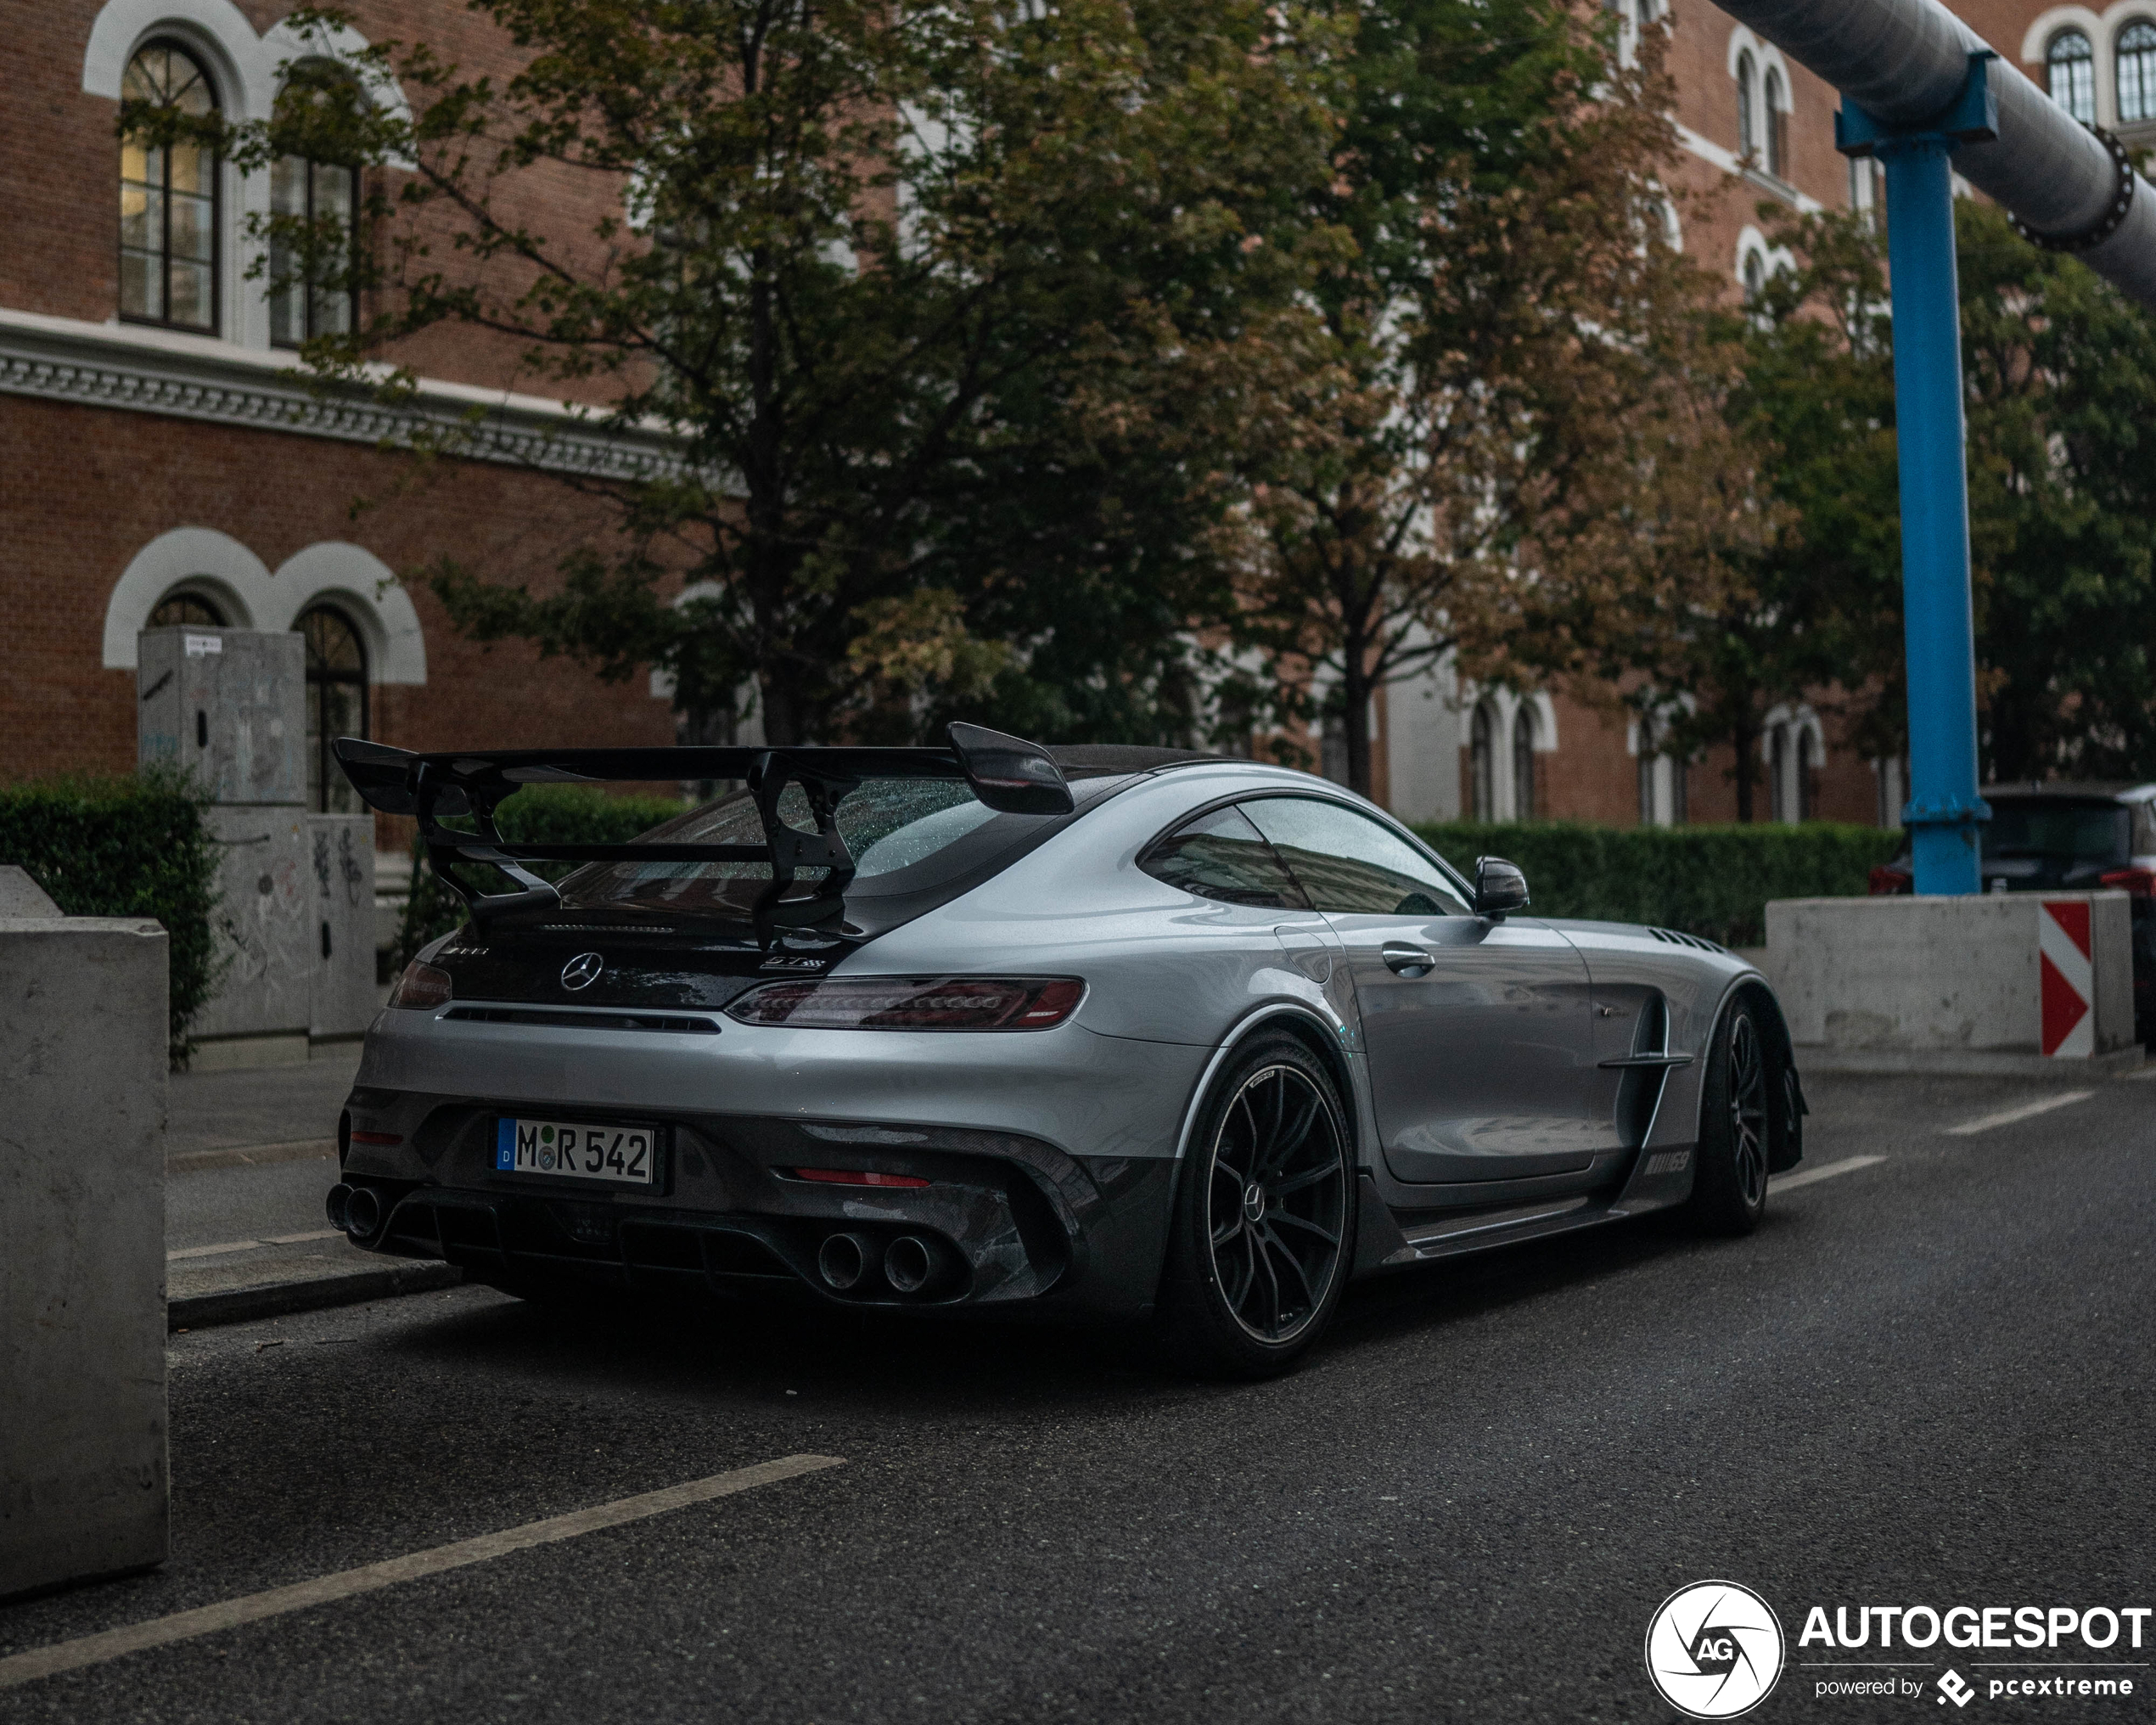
[0, 916, 170, 1599]
[1761, 892, 2136, 1071]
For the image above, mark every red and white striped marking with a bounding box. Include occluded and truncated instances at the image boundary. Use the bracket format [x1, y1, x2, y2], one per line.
[2040, 899, 2094, 1058]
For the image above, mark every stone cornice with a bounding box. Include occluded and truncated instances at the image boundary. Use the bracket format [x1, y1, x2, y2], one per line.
[0, 307, 682, 481]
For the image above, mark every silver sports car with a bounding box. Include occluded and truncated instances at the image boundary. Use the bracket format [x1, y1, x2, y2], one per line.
[328, 725, 1804, 1376]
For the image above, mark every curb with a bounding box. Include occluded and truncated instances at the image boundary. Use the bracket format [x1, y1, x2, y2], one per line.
[169, 1261, 463, 1331]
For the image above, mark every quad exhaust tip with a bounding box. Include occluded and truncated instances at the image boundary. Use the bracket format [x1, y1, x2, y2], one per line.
[340, 1185, 382, 1242]
[817, 1232, 873, 1292]
[324, 1183, 351, 1232]
[884, 1235, 947, 1296]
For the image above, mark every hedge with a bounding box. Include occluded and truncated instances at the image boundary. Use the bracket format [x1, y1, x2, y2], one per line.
[0, 770, 223, 1062]
[395, 784, 690, 968]
[1408, 820, 1901, 948]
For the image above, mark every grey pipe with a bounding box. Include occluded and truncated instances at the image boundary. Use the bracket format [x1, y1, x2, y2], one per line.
[1714, 0, 2156, 308]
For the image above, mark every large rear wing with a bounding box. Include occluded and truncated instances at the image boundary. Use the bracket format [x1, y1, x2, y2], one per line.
[334, 722, 1073, 944]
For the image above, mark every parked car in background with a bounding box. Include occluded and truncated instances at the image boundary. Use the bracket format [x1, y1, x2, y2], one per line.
[1870, 782, 2156, 1047]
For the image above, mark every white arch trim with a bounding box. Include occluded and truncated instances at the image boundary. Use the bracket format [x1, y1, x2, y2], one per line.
[1454, 684, 1558, 752]
[1724, 25, 1792, 102]
[83, 0, 412, 126]
[103, 526, 267, 664]
[103, 527, 426, 683]
[268, 542, 426, 684]
[2021, 3, 2156, 126]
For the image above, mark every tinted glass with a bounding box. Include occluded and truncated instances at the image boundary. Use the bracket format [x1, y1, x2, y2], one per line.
[1982, 801, 2131, 865]
[1242, 796, 1471, 916]
[1142, 805, 1309, 908]
[557, 778, 999, 918]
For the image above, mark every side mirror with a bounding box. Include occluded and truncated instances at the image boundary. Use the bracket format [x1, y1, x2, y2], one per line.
[1474, 855, 1530, 919]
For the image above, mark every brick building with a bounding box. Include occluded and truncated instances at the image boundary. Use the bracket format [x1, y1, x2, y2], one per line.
[0, 0, 2115, 838]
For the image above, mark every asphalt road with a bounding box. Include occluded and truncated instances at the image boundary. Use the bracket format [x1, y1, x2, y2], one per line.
[6, 1068, 2152, 1724]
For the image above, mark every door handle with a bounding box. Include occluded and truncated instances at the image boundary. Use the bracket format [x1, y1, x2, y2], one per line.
[1381, 941, 1435, 977]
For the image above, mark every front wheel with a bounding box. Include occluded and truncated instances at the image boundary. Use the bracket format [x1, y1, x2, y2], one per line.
[1153, 1033, 1356, 1379]
[1685, 997, 1772, 1235]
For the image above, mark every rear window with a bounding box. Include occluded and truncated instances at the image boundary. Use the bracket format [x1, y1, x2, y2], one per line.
[555, 778, 1005, 919]
[1982, 801, 2131, 865]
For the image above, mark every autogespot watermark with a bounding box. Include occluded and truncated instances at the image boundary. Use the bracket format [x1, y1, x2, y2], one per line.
[1646, 1581, 1788, 1718]
[1648, 1582, 2152, 1712]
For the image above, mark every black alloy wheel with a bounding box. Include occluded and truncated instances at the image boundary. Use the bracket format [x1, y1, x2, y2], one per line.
[1155, 1032, 1354, 1377]
[1686, 997, 1772, 1235]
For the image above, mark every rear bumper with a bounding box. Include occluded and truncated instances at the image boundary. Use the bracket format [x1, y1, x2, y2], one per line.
[338, 1098, 1176, 1320]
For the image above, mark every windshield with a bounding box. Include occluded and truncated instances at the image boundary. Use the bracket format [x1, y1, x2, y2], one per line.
[555, 778, 999, 919]
[1981, 801, 2130, 864]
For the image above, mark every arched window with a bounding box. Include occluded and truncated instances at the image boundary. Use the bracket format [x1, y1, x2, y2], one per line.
[1511, 705, 1538, 821]
[1736, 51, 1758, 158]
[269, 70, 361, 347]
[1763, 66, 1788, 177]
[1742, 248, 1766, 304]
[148, 591, 226, 628]
[2048, 30, 2097, 125]
[2120, 21, 2156, 124]
[1768, 728, 1788, 823]
[1795, 726, 1816, 822]
[120, 42, 220, 332]
[1470, 700, 1497, 821]
[300, 605, 368, 814]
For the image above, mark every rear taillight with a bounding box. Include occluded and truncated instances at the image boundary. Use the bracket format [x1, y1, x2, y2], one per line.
[1868, 865, 1912, 896]
[2100, 866, 2156, 898]
[387, 960, 453, 1010]
[725, 975, 1084, 1031]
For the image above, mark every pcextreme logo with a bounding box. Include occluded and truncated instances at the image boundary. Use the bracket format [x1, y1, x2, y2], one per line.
[1645, 1580, 1787, 1719]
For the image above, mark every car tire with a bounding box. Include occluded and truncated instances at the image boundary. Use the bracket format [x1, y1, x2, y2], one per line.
[1153, 1031, 1356, 1379]
[1684, 996, 1772, 1236]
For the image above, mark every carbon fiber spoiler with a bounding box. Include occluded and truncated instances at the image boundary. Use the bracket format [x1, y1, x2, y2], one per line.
[334, 723, 1073, 944]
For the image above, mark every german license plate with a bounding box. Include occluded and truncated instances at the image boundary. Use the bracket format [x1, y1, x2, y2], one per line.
[495, 1117, 656, 1187]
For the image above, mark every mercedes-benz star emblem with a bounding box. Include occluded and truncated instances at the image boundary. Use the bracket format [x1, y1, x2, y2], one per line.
[559, 952, 604, 992]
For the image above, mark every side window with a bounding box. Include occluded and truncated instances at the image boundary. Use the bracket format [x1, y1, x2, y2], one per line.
[1241, 797, 1472, 917]
[1140, 805, 1311, 909]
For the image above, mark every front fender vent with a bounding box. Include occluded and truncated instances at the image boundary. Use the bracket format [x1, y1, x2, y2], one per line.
[1648, 927, 1730, 955]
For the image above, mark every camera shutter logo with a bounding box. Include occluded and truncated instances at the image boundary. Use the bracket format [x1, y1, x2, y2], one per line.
[1644, 1580, 1785, 1719]
[560, 952, 604, 992]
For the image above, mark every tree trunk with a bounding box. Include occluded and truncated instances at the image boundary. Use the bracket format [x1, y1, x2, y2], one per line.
[1732, 714, 1758, 823]
[1341, 651, 1373, 801]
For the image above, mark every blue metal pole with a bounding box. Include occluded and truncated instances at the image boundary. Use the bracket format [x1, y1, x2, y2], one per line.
[1839, 55, 1995, 895]
[1879, 138, 1985, 893]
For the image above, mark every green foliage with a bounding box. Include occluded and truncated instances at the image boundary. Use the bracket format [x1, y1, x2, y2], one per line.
[221, 1, 1345, 750]
[394, 785, 688, 967]
[1957, 201, 2156, 781]
[0, 771, 223, 1063]
[1410, 820, 1900, 948]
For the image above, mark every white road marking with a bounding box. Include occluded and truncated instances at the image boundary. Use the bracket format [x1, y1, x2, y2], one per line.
[1943, 1091, 2094, 1137]
[164, 1240, 261, 1261]
[165, 1230, 346, 1263]
[1773, 1155, 1887, 1193]
[0, 1454, 845, 1691]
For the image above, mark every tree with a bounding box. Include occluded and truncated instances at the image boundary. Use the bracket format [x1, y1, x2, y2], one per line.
[1220, 1, 1749, 799]
[1958, 201, 2156, 781]
[197, 0, 1344, 746]
[1518, 205, 1906, 819]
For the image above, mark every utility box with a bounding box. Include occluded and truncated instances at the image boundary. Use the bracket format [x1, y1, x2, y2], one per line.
[308, 813, 378, 1039]
[0, 913, 169, 1599]
[137, 628, 306, 806]
[191, 806, 312, 1048]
